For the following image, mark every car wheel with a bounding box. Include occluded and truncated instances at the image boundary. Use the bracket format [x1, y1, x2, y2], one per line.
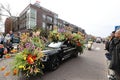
[50, 56, 60, 71]
[73, 51, 79, 57]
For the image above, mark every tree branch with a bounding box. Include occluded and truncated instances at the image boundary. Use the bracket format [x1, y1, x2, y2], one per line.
[0, 3, 12, 17]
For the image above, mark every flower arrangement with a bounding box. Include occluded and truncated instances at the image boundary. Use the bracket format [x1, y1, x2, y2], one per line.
[13, 48, 44, 77]
[12, 31, 45, 77]
[49, 27, 85, 54]
[72, 32, 85, 54]
[49, 30, 65, 42]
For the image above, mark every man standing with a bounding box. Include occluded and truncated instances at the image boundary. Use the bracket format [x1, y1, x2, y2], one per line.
[109, 29, 120, 80]
[105, 31, 115, 52]
[9, 31, 14, 43]
[105, 31, 116, 79]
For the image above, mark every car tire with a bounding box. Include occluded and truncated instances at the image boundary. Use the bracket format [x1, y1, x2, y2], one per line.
[50, 56, 60, 71]
[73, 51, 79, 57]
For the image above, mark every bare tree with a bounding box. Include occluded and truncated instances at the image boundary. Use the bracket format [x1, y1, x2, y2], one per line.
[0, 3, 12, 17]
[0, 3, 14, 31]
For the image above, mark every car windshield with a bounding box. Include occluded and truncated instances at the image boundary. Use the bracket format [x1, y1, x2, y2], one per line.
[48, 42, 63, 48]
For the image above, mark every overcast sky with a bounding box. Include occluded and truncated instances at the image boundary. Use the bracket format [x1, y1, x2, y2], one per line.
[1, 0, 120, 37]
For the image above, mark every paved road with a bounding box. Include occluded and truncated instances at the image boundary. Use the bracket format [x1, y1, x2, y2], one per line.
[0, 43, 109, 80]
[40, 43, 108, 80]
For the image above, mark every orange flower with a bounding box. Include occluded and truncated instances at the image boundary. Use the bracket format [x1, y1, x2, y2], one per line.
[0, 66, 6, 71]
[5, 55, 11, 59]
[32, 55, 37, 61]
[27, 54, 36, 64]
[11, 49, 17, 53]
[4, 71, 10, 76]
[13, 69, 18, 75]
[77, 42, 81, 46]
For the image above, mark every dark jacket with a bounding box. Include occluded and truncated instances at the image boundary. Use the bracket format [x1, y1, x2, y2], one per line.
[105, 37, 115, 52]
[109, 37, 116, 54]
[109, 38, 120, 72]
[105, 38, 115, 60]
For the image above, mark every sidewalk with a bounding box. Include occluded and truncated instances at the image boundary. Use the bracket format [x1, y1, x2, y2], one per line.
[0, 58, 19, 80]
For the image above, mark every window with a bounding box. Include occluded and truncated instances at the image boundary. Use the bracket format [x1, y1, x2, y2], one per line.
[54, 15, 58, 25]
[42, 22, 46, 29]
[26, 8, 37, 29]
[30, 8, 36, 19]
[54, 19, 57, 25]
[42, 14, 46, 21]
[47, 16, 53, 23]
[30, 18, 36, 28]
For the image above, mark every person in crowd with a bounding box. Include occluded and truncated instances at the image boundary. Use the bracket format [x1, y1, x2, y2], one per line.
[109, 29, 120, 80]
[0, 44, 5, 59]
[4, 39, 13, 53]
[105, 31, 115, 52]
[0, 33, 4, 44]
[105, 31, 116, 79]
[12, 33, 20, 43]
[9, 31, 14, 43]
[4, 34, 11, 43]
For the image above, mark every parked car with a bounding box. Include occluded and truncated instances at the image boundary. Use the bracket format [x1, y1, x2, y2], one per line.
[96, 37, 102, 43]
[41, 41, 79, 71]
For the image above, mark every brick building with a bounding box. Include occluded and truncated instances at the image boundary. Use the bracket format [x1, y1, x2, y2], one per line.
[5, 2, 86, 35]
[17, 2, 58, 32]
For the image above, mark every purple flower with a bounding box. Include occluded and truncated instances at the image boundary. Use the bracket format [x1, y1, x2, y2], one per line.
[25, 43, 31, 48]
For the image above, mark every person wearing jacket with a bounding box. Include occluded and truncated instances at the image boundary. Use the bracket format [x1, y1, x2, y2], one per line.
[105, 31, 115, 52]
[4, 39, 13, 53]
[109, 29, 120, 80]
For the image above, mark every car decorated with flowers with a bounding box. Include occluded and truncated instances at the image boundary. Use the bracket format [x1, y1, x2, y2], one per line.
[0, 27, 85, 79]
[41, 41, 79, 70]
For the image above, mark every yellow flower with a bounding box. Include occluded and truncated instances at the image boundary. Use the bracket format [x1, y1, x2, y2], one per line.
[39, 53, 44, 58]
[42, 64, 44, 68]
[34, 68, 40, 74]
[24, 56, 26, 60]
[23, 67, 26, 70]
[19, 65, 24, 69]
[26, 66, 31, 70]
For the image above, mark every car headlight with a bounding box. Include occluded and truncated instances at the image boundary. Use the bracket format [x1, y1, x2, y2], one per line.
[41, 55, 48, 62]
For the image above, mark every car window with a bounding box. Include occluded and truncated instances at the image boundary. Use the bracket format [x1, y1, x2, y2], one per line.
[48, 42, 63, 48]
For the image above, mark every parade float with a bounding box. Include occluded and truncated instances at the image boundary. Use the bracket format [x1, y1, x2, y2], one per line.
[0, 26, 86, 79]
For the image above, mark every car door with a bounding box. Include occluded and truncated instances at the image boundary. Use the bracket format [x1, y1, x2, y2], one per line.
[61, 42, 73, 60]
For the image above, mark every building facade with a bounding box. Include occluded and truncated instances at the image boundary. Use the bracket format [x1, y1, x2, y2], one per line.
[18, 2, 58, 32]
[5, 2, 86, 35]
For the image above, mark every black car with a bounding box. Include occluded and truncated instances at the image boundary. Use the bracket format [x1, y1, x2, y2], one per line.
[41, 41, 79, 71]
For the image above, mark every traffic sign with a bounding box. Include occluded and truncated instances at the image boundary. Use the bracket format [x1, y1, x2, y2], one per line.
[115, 26, 120, 31]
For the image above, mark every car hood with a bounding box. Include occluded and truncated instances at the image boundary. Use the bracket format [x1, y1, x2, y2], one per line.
[42, 47, 60, 55]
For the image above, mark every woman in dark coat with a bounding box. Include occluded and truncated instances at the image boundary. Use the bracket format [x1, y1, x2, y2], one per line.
[109, 29, 120, 80]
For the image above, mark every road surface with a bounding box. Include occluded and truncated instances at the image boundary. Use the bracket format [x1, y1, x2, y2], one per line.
[0, 43, 109, 80]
